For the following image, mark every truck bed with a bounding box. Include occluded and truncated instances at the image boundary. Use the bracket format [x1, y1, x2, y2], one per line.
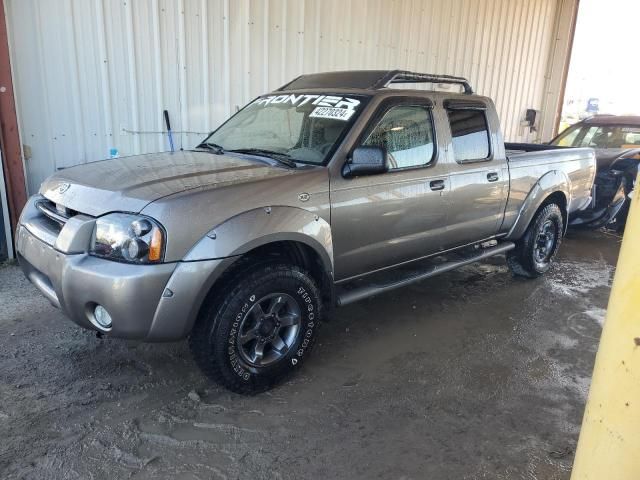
[501, 143, 597, 235]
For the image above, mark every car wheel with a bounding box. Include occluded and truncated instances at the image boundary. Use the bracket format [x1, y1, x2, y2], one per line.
[189, 262, 322, 394]
[507, 203, 563, 278]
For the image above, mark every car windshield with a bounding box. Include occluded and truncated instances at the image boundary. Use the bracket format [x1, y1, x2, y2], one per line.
[552, 123, 640, 149]
[200, 93, 368, 165]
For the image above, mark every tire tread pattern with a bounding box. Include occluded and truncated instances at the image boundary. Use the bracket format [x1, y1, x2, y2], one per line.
[189, 261, 322, 394]
[507, 203, 563, 278]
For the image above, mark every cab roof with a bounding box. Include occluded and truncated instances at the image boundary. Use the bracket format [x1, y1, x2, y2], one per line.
[582, 115, 640, 126]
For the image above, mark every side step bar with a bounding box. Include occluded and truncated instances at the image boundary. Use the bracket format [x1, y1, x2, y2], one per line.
[336, 241, 516, 307]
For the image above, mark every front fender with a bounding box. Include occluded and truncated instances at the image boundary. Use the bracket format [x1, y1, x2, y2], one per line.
[183, 206, 333, 272]
[144, 207, 333, 341]
[506, 170, 571, 240]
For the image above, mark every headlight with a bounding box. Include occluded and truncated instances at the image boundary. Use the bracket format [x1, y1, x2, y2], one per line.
[90, 213, 165, 264]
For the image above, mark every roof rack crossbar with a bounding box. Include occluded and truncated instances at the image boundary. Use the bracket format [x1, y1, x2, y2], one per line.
[375, 70, 473, 94]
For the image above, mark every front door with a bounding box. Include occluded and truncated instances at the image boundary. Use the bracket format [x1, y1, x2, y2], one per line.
[330, 98, 449, 281]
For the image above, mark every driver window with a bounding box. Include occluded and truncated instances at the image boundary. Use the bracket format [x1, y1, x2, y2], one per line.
[363, 105, 435, 170]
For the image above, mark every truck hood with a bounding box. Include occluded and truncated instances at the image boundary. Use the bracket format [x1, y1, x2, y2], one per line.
[39, 151, 299, 216]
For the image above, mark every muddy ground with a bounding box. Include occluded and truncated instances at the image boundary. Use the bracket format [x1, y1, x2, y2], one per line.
[0, 230, 621, 479]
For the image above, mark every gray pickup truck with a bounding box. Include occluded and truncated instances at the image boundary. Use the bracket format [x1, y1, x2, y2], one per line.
[17, 70, 596, 393]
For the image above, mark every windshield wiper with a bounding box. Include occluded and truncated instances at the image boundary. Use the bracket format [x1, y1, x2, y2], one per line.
[227, 148, 297, 168]
[195, 142, 225, 154]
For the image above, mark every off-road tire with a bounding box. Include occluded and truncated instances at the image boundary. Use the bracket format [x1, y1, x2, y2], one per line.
[507, 203, 563, 278]
[189, 262, 322, 394]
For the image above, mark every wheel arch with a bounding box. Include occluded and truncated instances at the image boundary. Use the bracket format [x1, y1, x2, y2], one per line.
[220, 239, 335, 304]
[190, 239, 334, 339]
[183, 206, 333, 270]
[188, 205, 335, 321]
[506, 170, 570, 240]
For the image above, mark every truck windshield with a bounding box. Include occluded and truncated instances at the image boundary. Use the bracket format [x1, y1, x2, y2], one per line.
[200, 93, 368, 165]
[552, 124, 640, 149]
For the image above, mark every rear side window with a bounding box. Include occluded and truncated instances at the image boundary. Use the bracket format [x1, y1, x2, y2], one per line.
[363, 105, 435, 170]
[447, 109, 491, 163]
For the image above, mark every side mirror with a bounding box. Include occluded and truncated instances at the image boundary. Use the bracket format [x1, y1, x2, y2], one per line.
[343, 146, 389, 178]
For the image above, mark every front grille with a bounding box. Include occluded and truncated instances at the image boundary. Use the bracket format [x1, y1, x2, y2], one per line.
[33, 199, 80, 239]
[35, 199, 76, 227]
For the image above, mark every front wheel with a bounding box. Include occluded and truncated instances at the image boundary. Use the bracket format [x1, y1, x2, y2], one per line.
[189, 263, 322, 394]
[507, 203, 563, 278]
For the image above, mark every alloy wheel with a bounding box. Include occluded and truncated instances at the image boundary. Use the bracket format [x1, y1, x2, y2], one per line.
[236, 293, 302, 367]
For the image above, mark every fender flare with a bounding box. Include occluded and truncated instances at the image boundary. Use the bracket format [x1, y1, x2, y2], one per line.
[183, 206, 334, 273]
[145, 207, 333, 341]
[506, 170, 571, 240]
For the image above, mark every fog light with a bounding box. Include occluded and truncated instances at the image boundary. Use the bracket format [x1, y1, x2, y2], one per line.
[94, 305, 112, 329]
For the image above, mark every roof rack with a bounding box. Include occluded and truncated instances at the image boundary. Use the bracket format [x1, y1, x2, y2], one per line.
[277, 70, 474, 94]
[374, 70, 473, 94]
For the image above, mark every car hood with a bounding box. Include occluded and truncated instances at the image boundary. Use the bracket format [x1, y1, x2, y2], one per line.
[39, 151, 300, 216]
[594, 148, 640, 170]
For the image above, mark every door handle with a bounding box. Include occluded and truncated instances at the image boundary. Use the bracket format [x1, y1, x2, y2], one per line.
[487, 172, 499, 182]
[430, 179, 446, 191]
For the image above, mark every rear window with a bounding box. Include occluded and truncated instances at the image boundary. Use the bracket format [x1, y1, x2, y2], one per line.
[447, 109, 491, 162]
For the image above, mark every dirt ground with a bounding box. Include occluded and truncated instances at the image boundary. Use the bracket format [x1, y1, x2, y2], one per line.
[0, 229, 621, 479]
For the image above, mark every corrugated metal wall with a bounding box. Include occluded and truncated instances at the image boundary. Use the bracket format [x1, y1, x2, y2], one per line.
[6, 0, 570, 194]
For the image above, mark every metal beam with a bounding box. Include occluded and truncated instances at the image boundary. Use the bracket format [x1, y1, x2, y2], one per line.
[539, 0, 580, 141]
[0, 0, 27, 242]
[553, 0, 580, 136]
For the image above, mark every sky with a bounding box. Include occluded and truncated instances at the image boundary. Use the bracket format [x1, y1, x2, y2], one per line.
[563, 0, 640, 117]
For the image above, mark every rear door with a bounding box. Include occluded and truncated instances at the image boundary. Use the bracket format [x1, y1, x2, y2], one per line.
[439, 99, 509, 249]
[330, 96, 449, 280]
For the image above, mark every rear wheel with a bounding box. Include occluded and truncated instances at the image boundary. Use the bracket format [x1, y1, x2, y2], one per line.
[507, 203, 563, 278]
[189, 262, 322, 394]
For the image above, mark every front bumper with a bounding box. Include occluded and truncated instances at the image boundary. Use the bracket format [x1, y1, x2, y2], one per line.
[17, 224, 177, 338]
[16, 196, 226, 341]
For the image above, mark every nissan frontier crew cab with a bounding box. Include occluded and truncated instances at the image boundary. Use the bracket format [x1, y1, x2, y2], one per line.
[16, 70, 596, 394]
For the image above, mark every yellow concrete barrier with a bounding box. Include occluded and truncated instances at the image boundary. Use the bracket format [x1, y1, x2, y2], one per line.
[571, 176, 640, 480]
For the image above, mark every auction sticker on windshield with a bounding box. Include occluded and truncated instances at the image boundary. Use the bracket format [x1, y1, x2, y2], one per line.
[309, 106, 356, 121]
